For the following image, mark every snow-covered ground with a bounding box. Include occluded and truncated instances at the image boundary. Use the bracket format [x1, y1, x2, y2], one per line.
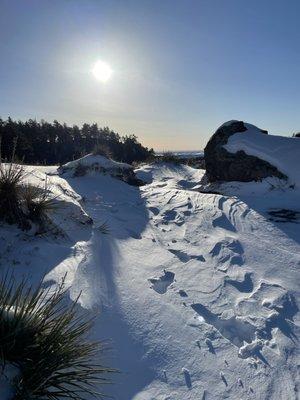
[1, 158, 299, 399]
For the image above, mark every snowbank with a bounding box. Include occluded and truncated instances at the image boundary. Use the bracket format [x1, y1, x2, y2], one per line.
[59, 154, 144, 186]
[22, 166, 93, 236]
[60, 154, 132, 176]
[223, 124, 300, 186]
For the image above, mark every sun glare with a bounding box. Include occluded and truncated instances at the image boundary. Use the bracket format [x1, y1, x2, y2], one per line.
[92, 60, 112, 83]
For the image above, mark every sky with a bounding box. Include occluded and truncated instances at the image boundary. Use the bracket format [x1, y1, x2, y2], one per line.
[0, 0, 300, 150]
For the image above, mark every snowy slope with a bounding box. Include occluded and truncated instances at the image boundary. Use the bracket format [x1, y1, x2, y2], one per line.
[223, 124, 300, 186]
[1, 161, 299, 400]
[60, 154, 132, 175]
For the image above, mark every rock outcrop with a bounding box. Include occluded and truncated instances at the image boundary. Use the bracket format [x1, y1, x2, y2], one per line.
[59, 154, 144, 186]
[204, 120, 287, 182]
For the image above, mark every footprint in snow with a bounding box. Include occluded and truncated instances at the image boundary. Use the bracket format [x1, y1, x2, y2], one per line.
[210, 238, 244, 270]
[212, 213, 236, 232]
[148, 206, 159, 216]
[191, 303, 256, 347]
[182, 368, 192, 389]
[148, 270, 175, 294]
[168, 248, 205, 263]
[225, 272, 253, 293]
[236, 282, 298, 342]
[220, 371, 228, 386]
[126, 228, 142, 239]
[178, 289, 188, 297]
[205, 338, 215, 354]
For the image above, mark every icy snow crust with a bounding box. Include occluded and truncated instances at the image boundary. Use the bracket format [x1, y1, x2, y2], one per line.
[1, 161, 299, 400]
[223, 123, 300, 186]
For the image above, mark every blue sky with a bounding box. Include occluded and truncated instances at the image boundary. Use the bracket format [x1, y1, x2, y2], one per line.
[1, 0, 300, 150]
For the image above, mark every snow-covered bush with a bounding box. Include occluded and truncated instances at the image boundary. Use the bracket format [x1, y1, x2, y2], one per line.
[73, 162, 89, 177]
[60, 154, 144, 186]
[0, 275, 114, 399]
[0, 141, 61, 231]
[0, 163, 59, 231]
[22, 180, 59, 231]
[0, 160, 26, 227]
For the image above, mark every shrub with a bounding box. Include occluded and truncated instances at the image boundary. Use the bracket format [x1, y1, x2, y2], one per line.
[0, 162, 25, 225]
[22, 180, 58, 230]
[0, 275, 114, 399]
[0, 137, 26, 226]
[0, 161, 59, 231]
[73, 163, 88, 177]
[98, 221, 110, 235]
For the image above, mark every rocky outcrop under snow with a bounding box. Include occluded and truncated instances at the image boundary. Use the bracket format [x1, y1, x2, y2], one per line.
[204, 121, 299, 184]
[59, 154, 143, 186]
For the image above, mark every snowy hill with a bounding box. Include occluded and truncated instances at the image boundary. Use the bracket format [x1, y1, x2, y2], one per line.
[0, 157, 299, 399]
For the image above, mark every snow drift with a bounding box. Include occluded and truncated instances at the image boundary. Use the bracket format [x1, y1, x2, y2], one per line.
[59, 154, 143, 186]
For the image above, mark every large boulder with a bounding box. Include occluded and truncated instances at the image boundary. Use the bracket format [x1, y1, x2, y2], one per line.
[204, 120, 287, 182]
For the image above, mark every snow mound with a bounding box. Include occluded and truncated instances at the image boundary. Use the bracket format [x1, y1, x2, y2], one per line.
[135, 162, 205, 186]
[59, 154, 144, 186]
[223, 124, 300, 186]
[24, 167, 92, 236]
[59, 154, 132, 176]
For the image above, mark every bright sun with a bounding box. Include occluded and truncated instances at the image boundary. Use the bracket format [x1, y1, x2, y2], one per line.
[92, 60, 112, 82]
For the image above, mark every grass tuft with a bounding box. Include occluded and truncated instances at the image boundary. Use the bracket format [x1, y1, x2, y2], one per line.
[0, 138, 60, 231]
[97, 221, 110, 235]
[22, 179, 59, 230]
[0, 275, 115, 399]
[73, 163, 89, 177]
[0, 138, 27, 226]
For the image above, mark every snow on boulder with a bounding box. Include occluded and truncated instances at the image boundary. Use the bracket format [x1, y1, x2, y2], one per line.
[204, 120, 291, 183]
[59, 154, 143, 186]
[224, 124, 300, 187]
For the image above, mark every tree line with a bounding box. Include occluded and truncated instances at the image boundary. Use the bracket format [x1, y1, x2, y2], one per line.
[0, 117, 154, 165]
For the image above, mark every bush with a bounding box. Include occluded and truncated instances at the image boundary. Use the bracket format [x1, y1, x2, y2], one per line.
[22, 180, 58, 231]
[0, 163, 58, 231]
[0, 275, 114, 399]
[0, 137, 27, 226]
[73, 163, 89, 177]
[0, 162, 25, 226]
[0, 139, 60, 231]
